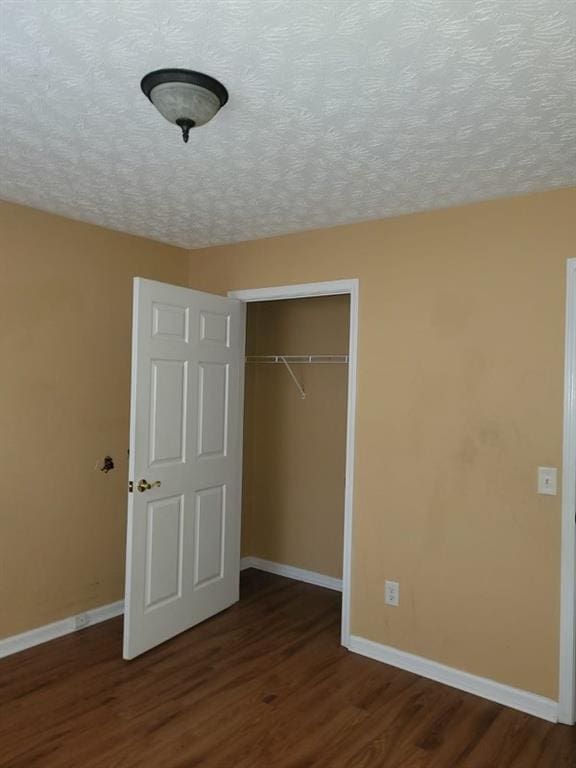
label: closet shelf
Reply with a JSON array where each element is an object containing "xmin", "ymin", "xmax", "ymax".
[{"xmin": 245, "ymin": 354, "xmax": 349, "ymax": 364}]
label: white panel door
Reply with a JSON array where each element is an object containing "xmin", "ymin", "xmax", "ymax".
[{"xmin": 123, "ymin": 278, "xmax": 245, "ymax": 659}]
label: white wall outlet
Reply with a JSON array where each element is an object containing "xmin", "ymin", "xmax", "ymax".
[
  {"xmin": 537, "ymin": 467, "xmax": 557, "ymax": 496},
  {"xmin": 385, "ymin": 580, "xmax": 400, "ymax": 607},
  {"xmin": 74, "ymin": 613, "xmax": 90, "ymax": 630}
]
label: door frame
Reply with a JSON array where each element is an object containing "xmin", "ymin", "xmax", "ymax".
[
  {"xmin": 560, "ymin": 257, "xmax": 576, "ymax": 725},
  {"xmin": 228, "ymin": 279, "xmax": 359, "ymax": 648}
]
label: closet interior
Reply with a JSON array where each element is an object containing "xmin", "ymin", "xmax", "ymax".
[{"xmin": 241, "ymin": 294, "xmax": 350, "ymax": 585}]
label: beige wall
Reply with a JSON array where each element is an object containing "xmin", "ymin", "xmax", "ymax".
[
  {"xmin": 242, "ymin": 297, "xmax": 349, "ymax": 577},
  {"xmin": 2, "ymin": 188, "xmax": 573, "ymax": 700},
  {"xmin": 188, "ymin": 188, "xmax": 576, "ymax": 699},
  {"xmin": 0, "ymin": 201, "xmax": 188, "ymax": 638}
]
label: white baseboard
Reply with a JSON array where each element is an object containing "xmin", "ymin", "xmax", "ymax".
[
  {"xmin": 241, "ymin": 556, "xmax": 342, "ymax": 592},
  {"xmin": 0, "ymin": 600, "xmax": 124, "ymax": 660},
  {"xmin": 349, "ymin": 635, "xmax": 558, "ymax": 723}
]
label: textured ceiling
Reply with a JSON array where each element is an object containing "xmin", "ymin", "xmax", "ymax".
[{"xmin": 0, "ymin": 0, "xmax": 574, "ymax": 249}]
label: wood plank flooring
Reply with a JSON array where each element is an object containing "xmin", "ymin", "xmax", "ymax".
[{"xmin": 0, "ymin": 570, "xmax": 574, "ymax": 767}]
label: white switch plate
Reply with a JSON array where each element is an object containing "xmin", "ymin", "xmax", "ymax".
[
  {"xmin": 385, "ymin": 580, "xmax": 400, "ymax": 607},
  {"xmin": 537, "ymin": 467, "xmax": 557, "ymax": 496}
]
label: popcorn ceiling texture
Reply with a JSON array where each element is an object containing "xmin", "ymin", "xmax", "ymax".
[{"xmin": 0, "ymin": 0, "xmax": 574, "ymax": 248}]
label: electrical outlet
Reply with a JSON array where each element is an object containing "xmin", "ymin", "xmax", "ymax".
[
  {"xmin": 385, "ymin": 580, "xmax": 400, "ymax": 607},
  {"xmin": 74, "ymin": 613, "xmax": 90, "ymax": 630}
]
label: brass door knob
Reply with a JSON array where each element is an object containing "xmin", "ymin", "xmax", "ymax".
[{"xmin": 137, "ymin": 479, "xmax": 162, "ymax": 492}]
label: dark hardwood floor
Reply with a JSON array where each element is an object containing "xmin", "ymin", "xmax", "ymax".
[{"xmin": 0, "ymin": 570, "xmax": 574, "ymax": 767}]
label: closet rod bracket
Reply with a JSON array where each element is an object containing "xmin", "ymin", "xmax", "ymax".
[{"xmin": 279, "ymin": 356, "xmax": 306, "ymax": 399}]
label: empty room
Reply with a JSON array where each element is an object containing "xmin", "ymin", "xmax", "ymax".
[{"xmin": 0, "ymin": 1, "xmax": 575, "ymax": 766}]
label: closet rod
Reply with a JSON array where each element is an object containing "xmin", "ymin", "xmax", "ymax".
[{"xmin": 245, "ymin": 354, "xmax": 349, "ymax": 364}]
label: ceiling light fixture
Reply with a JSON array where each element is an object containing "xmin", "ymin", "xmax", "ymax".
[{"xmin": 141, "ymin": 68, "xmax": 228, "ymax": 143}]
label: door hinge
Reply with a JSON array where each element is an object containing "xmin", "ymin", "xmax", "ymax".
[{"xmin": 128, "ymin": 481, "xmax": 133, "ymax": 493}]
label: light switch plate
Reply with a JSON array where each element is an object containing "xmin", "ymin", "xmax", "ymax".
[{"xmin": 537, "ymin": 467, "xmax": 557, "ymax": 496}]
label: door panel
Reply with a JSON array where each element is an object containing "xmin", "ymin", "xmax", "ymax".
[
  {"xmin": 149, "ymin": 359, "xmax": 188, "ymax": 465},
  {"xmin": 198, "ymin": 362, "xmax": 229, "ymax": 457},
  {"xmin": 200, "ymin": 310, "xmax": 231, "ymax": 346},
  {"xmin": 123, "ymin": 278, "xmax": 245, "ymax": 659},
  {"xmin": 144, "ymin": 495, "xmax": 184, "ymax": 610},
  {"xmin": 152, "ymin": 302, "xmax": 190, "ymax": 341},
  {"xmin": 194, "ymin": 485, "xmax": 226, "ymax": 588}
]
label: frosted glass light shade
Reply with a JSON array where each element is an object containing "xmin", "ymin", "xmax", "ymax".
[
  {"xmin": 141, "ymin": 69, "xmax": 228, "ymax": 143},
  {"xmin": 149, "ymin": 82, "xmax": 221, "ymax": 127}
]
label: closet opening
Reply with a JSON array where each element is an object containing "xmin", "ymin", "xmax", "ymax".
[{"xmin": 229, "ymin": 280, "xmax": 359, "ymax": 648}]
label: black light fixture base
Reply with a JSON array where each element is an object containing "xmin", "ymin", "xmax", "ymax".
[{"xmin": 140, "ymin": 69, "xmax": 229, "ymax": 106}]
